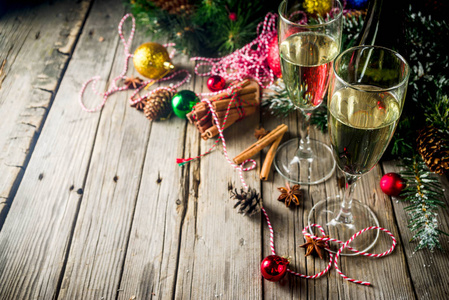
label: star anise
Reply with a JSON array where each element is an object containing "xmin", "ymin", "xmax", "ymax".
[
  {"xmin": 124, "ymin": 76, "xmax": 144, "ymax": 89},
  {"xmin": 300, "ymin": 235, "xmax": 328, "ymax": 260},
  {"xmin": 254, "ymin": 127, "xmax": 270, "ymax": 140},
  {"xmin": 277, "ymin": 182, "xmax": 302, "ymax": 207},
  {"xmin": 131, "ymin": 99, "xmax": 146, "ymax": 111}
]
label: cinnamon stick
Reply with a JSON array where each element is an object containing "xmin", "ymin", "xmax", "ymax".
[
  {"xmin": 186, "ymin": 111, "xmax": 195, "ymax": 123},
  {"xmin": 233, "ymin": 124, "xmax": 288, "ymax": 165},
  {"xmin": 192, "ymin": 92, "xmax": 257, "ymax": 114},
  {"xmin": 204, "ymin": 114, "xmax": 243, "ymax": 138},
  {"xmin": 205, "ymin": 112, "xmax": 243, "ymax": 138},
  {"xmin": 212, "ymin": 93, "xmax": 257, "ymax": 111},
  {"xmin": 208, "ymin": 80, "xmax": 252, "ymax": 101},
  {"xmin": 188, "ymin": 80, "xmax": 259, "ymax": 124},
  {"xmin": 197, "ymin": 114, "xmax": 211, "ymax": 127},
  {"xmin": 260, "ymin": 134, "xmax": 284, "ymax": 180},
  {"xmin": 214, "ymin": 106, "xmax": 257, "ymax": 121},
  {"xmin": 204, "ymin": 125, "xmax": 219, "ymax": 139}
]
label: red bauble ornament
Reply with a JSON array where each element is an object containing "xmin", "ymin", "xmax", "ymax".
[
  {"xmin": 380, "ymin": 173, "xmax": 406, "ymax": 197},
  {"xmin": 267, "ymin": 35, "xmax": 282, "ymax": 78},
  {"xmin": 260, "ymin": 255, "xmax": 289, "ymax": 282},
  {"xmin": 207, "ymin": 75, "xmax": 226, "ymax": 92},
  {"xmin": 229, "ymin": 12, "xmax": 237, "ymax": 21}
]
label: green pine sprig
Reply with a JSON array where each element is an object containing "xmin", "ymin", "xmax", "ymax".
[
  {"xmin": 261, "ymin": 81, "xmax": 296, "ymax": 118},
  {"xmin": 128, "ymin": 0, "xmax": 275, "ymax": 56},
  {"xmin": 399, "ymin": 155, "xmax": 449, "ymax": 251},
  {"xmin": 341, "ymin": 12, "xmax": 365, "ymax": 50},
  {"xmin": 424, "ymin": 92, "xmax": 449, "ymax": 144},
  {"xmin": 310, "ymin": 105, "xmax": 328, "ymax": 133}
]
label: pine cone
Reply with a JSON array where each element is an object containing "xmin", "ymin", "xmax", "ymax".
[
  {"xmin": 231, "ymin": 187, "xmax": 262, "ymax": 217},
  {"xmin": 144, "ymin": 89, "xmax": 174, "ymax": 121},
  {"xmin": 150, "ymin": 0, "xmax": 194, "ymax": 15},
  {"xmin": 417, "ymin": 126, "xmax": 449, "ymax": 175}
]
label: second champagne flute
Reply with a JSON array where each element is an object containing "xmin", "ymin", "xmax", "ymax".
[
  {"xmin": 309, "ymin": 45, "xmax": 410, "ymax": 254},
  {"xmin": 274, "ymin": 0, "xmax": 343, "ymax": 184}
]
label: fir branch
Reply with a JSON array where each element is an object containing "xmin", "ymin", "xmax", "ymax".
[
  {"xmin": 261, "ymin": 80, "xmax": 296, "ymax": 118},
  {"xmin": 390, "ymin": 5, "xmax": 449, "ymax": 158},
  {"xmin": 341, "ymin": 13, "xmax": 364, "ymax": 50},
  {"xmin": 399, "ymin": 155, "xmax": 449, "ymax": 251},
  {"xmin": 310, "ymin": 105, "xmax": 328, "ymax": 133},
  {"xmin": 425, "ymin": 92, "xmax": 449, "ymax": 143},
  {"xmin": 195, "ymin": 0, "xmax": 222, "ymax": 23}
]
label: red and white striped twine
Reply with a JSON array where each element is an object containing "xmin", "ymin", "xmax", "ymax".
[
  {"xmin": 261, "ymin": 207, "xmax": 397, "ymax": 286},
  {"xmin": 79, "ymin": 13, "xmax": 190, "ymax": 113}
]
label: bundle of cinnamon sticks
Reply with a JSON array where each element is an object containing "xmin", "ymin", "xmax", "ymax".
[
  {"xmin": 186, "ymin": 79, "xmax": 260, "ymax": 140},
  {"xmin": 233, "ymin": 124, "xmax": 288, "ymax": 180}
]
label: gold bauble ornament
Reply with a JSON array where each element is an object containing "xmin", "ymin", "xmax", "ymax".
[{"xmin": 133, "ymin": 42, "xmax": 174, "ymax": 79}]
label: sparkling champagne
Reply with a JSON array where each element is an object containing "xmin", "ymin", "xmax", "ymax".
[
  {"xmin": 280, "ymin": 32, "xmax": 339, "ymax": 110},
  {"xmin": 329, "ymin": 86, "xmax": 401, "ymax": 175}
]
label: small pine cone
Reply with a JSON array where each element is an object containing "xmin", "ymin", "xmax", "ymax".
[
  {"xmin": 417, "ymin": 126, "xmax": 449, "ymax": 175},
  {"xmin": 144, "ymin": 89, "xmax": 174, "ymax": 121},
  {"xmin": 150, "ymin": 0, "xmax": 193, "ymax": 15},
  {"xmin": 231, "ymin": 187, "xmax": 262, "ymax": 217},
  {"xmin": 172, "ymin": 4, "xmax": 195, "ymax": 15}
]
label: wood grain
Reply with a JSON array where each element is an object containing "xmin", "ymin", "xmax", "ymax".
[
  {"xmin": 57, "ymin": 33, "xmax": 154, "ymax": 300},
  {"xmin": 0, "ymin": 0, "xmax": 122, "ymax": 298},
  {"xmin": 0, "ymin": 0, "xmax": 91, "ymax": 227},
  {"xmin": 115, "ymin": 47, "xmax": 195, "ymax": 300},
  {"xmin": 173, "ymin": 74, "xmax": 263, "ymax": 299}
]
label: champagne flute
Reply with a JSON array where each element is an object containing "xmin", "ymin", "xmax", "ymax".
[
  {"xmin": 274, "ymin": 0, "xmax": 342, "ymax": 184},
  {"xmin": 309, "ymin": 45, "xmax": 410, "ymax": 254}
]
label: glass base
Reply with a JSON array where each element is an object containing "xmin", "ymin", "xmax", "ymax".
[
  {"xmin": 274, "ymin": 138, "xmax": 336, "ymax": 185},
  {"xmin": 308, "ymin": 196, "xmax": 379, "ymax": 256}
]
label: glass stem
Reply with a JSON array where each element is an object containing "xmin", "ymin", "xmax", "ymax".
[
  {"xmin": 335, "ymin": 174, "xmax": 361, "ymax": 224},
  {"xmin": 297, "ymin": 111, "xmax": 313, "ymax": 158}
]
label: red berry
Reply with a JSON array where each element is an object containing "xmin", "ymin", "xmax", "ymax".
[
  {"xmin": 380, "ymin": 173, "xmax": 406, "ymax": 197},
  {"xmin": 207, "ymin": 75, "xmax": 226, "ymax": 92},
  {"xmin": 229, "ymin": 12, "xmax": 237, "ymax": 21}
]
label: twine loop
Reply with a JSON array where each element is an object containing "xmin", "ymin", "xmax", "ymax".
[
  {"xmin": 79, "ymin": 13, "xmax": 190, "ymax": 112},
  {"xmin": 261, "ymin": 207, "xmax": 397, "ymax": 286}
]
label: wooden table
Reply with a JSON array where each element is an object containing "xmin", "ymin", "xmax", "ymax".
[{"xmin": 1, "ymin": 0, "xmax": 448, "ymax": 299}]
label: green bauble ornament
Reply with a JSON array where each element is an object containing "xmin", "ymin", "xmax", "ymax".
[{"xmin": 171, "ymin": 90, "xmax": 199, "ymax": 119}]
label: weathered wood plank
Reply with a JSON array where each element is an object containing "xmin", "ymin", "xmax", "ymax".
[
  {"xmin": 0, "ymin": 0, "xmax": 124, "ymax": 298},
  {"xmin": 261, "ymin": 110, "xmax": 309, "ymax": 298},
  {"xmin": 172, "ymin": 76, "xmax": 263, "ymax": 299},
  {"xmin": 57, "ymin": 34, "xmax": 155, "ymax": 300},
  {"xmin": 0, "ymin": 0, "xmax": 91, "ymax": 226},
  {"xmin": 115, "ymin": 102, "xmax": 191, "ymax": 299},
  {"xmin": 383, "ymin": 160, "xmax": 449, "ymax": 300}
]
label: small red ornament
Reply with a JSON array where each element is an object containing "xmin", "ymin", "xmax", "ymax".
[
  {"xmin": 380, "ymin": 173, "xmax": 406, "ymax": 197},
  {"xmin": 207, "ymin": 75, "xmax": 226, "ymax": 92},
  {"xmin": 267, "ymin": 35, "xmax": 282, "ymax": 78},
  {"xmin": 229, "ymin": 12, "xmax": 237, "ymax": 21},
  {"xmin": 260, "ymin": 255, "xmax": 289, "ymax": 282}
]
